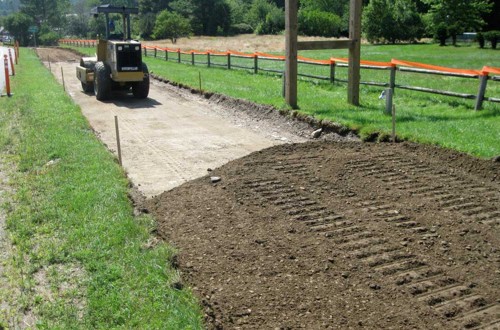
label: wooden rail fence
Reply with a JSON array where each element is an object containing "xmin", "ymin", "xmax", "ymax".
[{"xmin": 59, "ymin": 39, "xmax": 500, "ymax": 110}]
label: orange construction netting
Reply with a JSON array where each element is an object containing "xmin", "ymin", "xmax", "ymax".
[
  {"xmin": 59, "ymin": 39, "xmax": 499, "ymax": 77},
  {"xmin": 391, "ymin": 59, "xmax": 483, "ymax": 76}
]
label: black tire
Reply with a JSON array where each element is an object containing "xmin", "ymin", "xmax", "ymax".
[
  {"xmin": 81, "ymin": 81, "xmax": 94, "ymax": 93},
  {"xmin": 94, "ymin": 62, "xmax": 111, "ymax": 101},
  {"xmin": 80, "ymin": 58, "xmax": 96, "ymax": 94},
  {"xmin": 132, "ymin": 63, "xmax": 150, "ymax": 99}
]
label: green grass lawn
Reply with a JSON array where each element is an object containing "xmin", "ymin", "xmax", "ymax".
[
  {"xmin": 68, "ymin": 42, "xmax": 499, "ymax": 158},
  {"xmin": 0, "ymin": 48, "xmax": 203, "ymax": 329}
]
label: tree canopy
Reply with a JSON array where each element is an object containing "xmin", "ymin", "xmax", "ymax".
[
  {"xmin": 1, "ymin": 0, "xmax": 496, "ymax": 45},
  {"xmin": 423, "ymin": 0, "xmax": 493, "ymax": 45},
  {"xmin": 363, "ymin": 0, "xmax": 424, "ymax": 44},
  {"xmin": 152, "ymin": 9, "xmax": 191, "ymax": 43}
]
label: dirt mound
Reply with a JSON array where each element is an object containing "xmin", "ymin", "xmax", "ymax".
[
  {"xmin": 36, "ymin": 47, "xmax": 81, "ymax": 62},
  {"xmin": 147, "ymin": 141, "xmax": 500, "ymax": 329}
]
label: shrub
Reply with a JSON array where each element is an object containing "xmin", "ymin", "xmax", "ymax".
[
  {"xmin": 362, "ymin": 0, "xmax": 423, "ymax": 44},
  {"xmin": 254, "ymin": 6, "xmax": 284, "ymax": 35},
  {"xmin": 484, "ymin": 30, "xmax": 500, "ymax": 49},
  {"xmin": 152, "ymin": 10, "xmax": 192, "ymax": 43},
  {"xmin": 298, "ymin": 10, "xmax": 342, "ymax": 37},
  {"xmin": 247, "ymin": 0, "xmax": 284, "ymax": 35},
  {"xmin": 39, "ymin": 31, "xmax": 59, "ymax": 46}
]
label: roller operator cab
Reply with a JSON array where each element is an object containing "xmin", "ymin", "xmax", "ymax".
[{"xmin": 76, "ymin": 4, "xmax": 150, "ymax": 101}]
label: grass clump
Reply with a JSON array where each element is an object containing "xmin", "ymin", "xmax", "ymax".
[{"xmin": 0, "ymin": 48, "xmax": 203, "ymax": 329}]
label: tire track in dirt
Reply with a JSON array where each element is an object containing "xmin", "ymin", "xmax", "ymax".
[
  {"xmin": 338, "ymin": 151, "xmax": 500, "ymax": 329},
  {"xmin": 148, "ymin": 141, "xmax": 499, "ymax": 329}
]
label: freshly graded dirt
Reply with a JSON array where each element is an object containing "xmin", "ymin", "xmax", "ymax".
[
  {"xmin": 36, "ymin": 47, "xmax": 500, "ymax": 329},
  {"xmin": 147, "ymin": 142, "xmax": 499, "ymax": 329}
]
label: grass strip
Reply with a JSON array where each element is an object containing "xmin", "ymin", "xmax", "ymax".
[
  {"xmin": 143, "ymin": 56, "xmax": 499, "ymax": 159},
  {"xmin": 0, "ymin": 48, "xmax": 203, "ymax": 329}
]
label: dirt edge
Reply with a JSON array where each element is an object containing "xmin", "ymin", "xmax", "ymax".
[{"xmin": 149, "ymin": 73, "xmax": 357, "ymax": 140}]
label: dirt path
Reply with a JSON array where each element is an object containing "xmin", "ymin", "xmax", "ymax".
[{"xmin": 36, "ymin": 48, "xmax": 315, "ymax": 197}]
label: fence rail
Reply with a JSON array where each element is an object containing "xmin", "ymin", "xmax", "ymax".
[{"xmin": 59, "ymin": 39, "xmax": 500, "ymax": 110}]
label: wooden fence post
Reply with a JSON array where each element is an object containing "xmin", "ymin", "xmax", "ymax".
[
  {"xmin": 282, "ymin": 72, "xmax": 286, "ymax": 97},
  {"xmin": 285, "ymin": 0, "xmax": 298, "ymax": 109},
  {"xmin": 208, "ymin": 53, "xmax": 211, "ymax": 68},
  {"xmin": 7, "ymin": 49, "xmax": 15, "ymax": 76},
  {"xmin": 144, "ymin": 47, "xmax": 147, "ymax": 57},
  {"xmin": 227, "ymin": 52, "xmax": 231, "ymax": 70},
  {"xmin": 392, "ymin": 104, "xmax": 396, "ymax": 143},
  {"xmin": 347, "ymin": 0, "xmax": 362, "ymax": 106},
  {"xmin": 178, "ymin": 49, "xmax": 181, "ymax": 63},
  {"xmin": 165, "ymin": 49, "xmax": 168, "ymax": 61},
  {"xmin": 254, "ymin": 55, "xmax": 258, "ymax": 74},
  {"xmin": 61, "ymin": 67, "xmax": 66, "ymax": 92},
  {"xmin": 3, "ymin": 55, "xmax": 12, "ymax": 97},
  {"xmin": 389, "ymin": 65, "xmax": 396, "ymax": 92},
  {"xmin": 474, "ymin": 74, "xmax": 488, "ymax": 111},
  {"xmin": 154, "ymin": 47, "xmax": 157, "ymax": 58},
  {"xmin": 191, "ymin": 52, "xmax": 195, "ymax": 65},
  {"xmin": 385, "ymin": 88, "xmax": 393, "ymax": 115},
  {"xmin": 330, "ymin": 60, "xmax": 336, "ymax": 83},
  {"xmin": 114, "ymin": 116, "xmax": 122, "ymax": 166}
]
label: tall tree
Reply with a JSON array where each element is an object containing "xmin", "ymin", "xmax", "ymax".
[
  {"xmin": 192, "ymin": 0, "xmax": 231, "ymax": 35},
  {"xmin": 3, "ymin": 12, "xmax": 32, "ymax": 45},
  {"xmin": 20, "ymin": 0, "xmax": 70, "ymax": 28},
  {"xmin": 152, "ymin": 9, "xmax": 191, "ymax": 42},
  {"xmin": 66, "ymin": 0, "xmax": 91, "ymax": 37},
  {"xmin": 299, "ymin": 0, "xmax": 348, "ymax": 17},
  {"xmin": 139, "ymin": 0, "xmax": 170, "ymax": 14},
  {"xmin": 423, "ymin": 0, "xmax": 493, "ymax": 45},
  {"xmin": 137, "ymin": 0, "xmax": 170, "ymax": 38},
  {"xmin": 363, "ymin": 0, "xmax": 424, "ymax": 43},
  {"xmin": 226, "ymin": 0, "xmax": 251, "ymax": 26},
  {"xmin": 362, "ymin": 0, "xmax": 395, "ymax": 43},
  {"xmin": 171, "ymin": 0, "xmax": 231, "ymax": 35}
]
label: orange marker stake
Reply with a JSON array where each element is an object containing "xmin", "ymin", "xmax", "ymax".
[
  {"xmin": 8, "ymin": 49, "xmax": 15, "ymax": 76},
  {"xmin": 4, "ymin": 55, "xmax": 12, "ymax": 97},
  {"xmin": 15, "ymin": 41, "xmax": 19, "ymax": 64}
]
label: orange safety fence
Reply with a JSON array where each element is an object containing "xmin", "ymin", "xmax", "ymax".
[
  {"xmin": 207, "ymin": 49, "xmax": 229, "ymax": 56},
  {"xmin": 228, "ymin": 50, "xmax": 255, "ymax": 58},
  {"xmin": 156, "ymin": 46, "xmax": 181, "ymax": 53},
  {"xmin": 331, "ymin": 57, "xmax": 394, "ymax": 67},
  {"xmin": 60, "ymin": 39, "xmax": 97, "ymax": 44},
  {"xmin": 298, "ymin": 56, "xmax": 331, "ymax": 65},
  {"xmin": 482, "ymin": 66, "xmax": 500, "ymax": 75},
  {"xmin": 391, "ymin": 59, "xmax": 482, "ymax": 76},
  {"xmin": 59, "ymin": 39, "xmax": 499, "ymax": 77},
  {"xmin": 186, "ymin": 49, "xmax": 209, "ymax": 55},
  {"xmin": 254, "ymin": 52, "xmax": 286, "ymax": 60}
]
